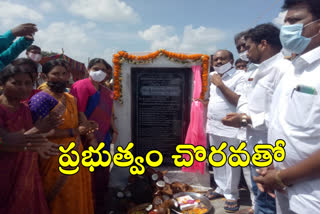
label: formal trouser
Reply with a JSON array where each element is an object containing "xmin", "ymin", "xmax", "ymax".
[{"xmin": 208, "ymin": 134, "xmax": 241, "ymax": 200}]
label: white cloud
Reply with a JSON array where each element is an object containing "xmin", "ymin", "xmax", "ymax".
[
  {"xmin": 102, "ymin": 48, "xmax": 118, "ymax": 64},
  {"xmin": 273, "ymin": 11, "xmax": 287, "ymax": 26},
  {"xmin": 139, "ymin": 25, "xmax": 176, "ymax": 41},
  {"xmin": 139, "ymin": 25, "xmax": 225, "ymax": 54},
  {"xmin": 67, "ymin": 0, "xmax": 139, "ymax": 23},
  {"xmin": 180, "ymin": 25, "xmax": 224, "ymax": 53},
  {"xmin": 0, "ymin": 1, "xmax": 43, "ymax": 29},
  {"xmin": 83, "ymin": 22, "xmax": 97, "ymax": 30},
  {"xmin": 138, "ymin": 25, "xmax": 180, "ymax": 50},
  {"xmin": 34, "ymin": 22, "xmax": 91, "ymax": 62},
  {"xmin": 32, "ymin": 22, "xmax": 123, "ymax": 65},
  {"xmin": 39, "ymin": 1, "xmax": 55, "ymax": 12}
]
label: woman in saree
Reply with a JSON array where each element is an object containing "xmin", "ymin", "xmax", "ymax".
[
  {"xmin": 29, "ymin": 59, "xmax": 95, "ymax": 214},
  {"xmin": 70, "ymin": 58, "xmax": 118, "ymax": 213},
  {"xmin": 0, "ymin": 60, "xmax": 61, "ymax": 214}
]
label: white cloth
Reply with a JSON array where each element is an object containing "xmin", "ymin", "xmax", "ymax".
[
  {"xmin": 237, "ymin": 52, "xmax": 293, "ymax": 154},
  {"xmin": 242, "ymin": 165, "xmax": 255, "ymax": 209},
  {"xmin": 237, "ymin": 68, "xmax": 259, "ymax": 141},
  {"xmin": 37, "ymin": 64, "xmax": 46, "ymax": 86},
  {"xmin": 276, "ymin": 192, "xmax": 297, "ymax": 214},
  {"xmin": 206, "ymin": 68, "xmax": 246, "ymax": 138},
  {"xmin": 269, "ymin": 46, "xmax": 320, "ymax": 214},
  {"xmin": 208, "ymin": 134, "xmax": 241, "ymax": 200}
]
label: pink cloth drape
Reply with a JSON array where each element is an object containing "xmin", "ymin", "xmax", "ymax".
[{"xmin": 182, "ymin": 65, "xmax": 207, "ymax": 174}]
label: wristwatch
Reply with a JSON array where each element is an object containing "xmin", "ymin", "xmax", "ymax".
[{"xmin": 240, "ymin": 114, "xmax": 248, "ymax": 127}]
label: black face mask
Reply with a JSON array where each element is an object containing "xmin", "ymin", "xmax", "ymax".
[{"xmin": 47, "ymin": 81, "xmax": 67, "ymax": 93}]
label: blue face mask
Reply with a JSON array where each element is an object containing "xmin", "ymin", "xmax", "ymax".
[{"xmin": 280, "ymin": 19, "xmax": 320, "ymax": 54}]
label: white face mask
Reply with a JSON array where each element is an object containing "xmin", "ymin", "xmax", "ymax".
[
  {"xmin": 213, "ymin": 62, "xmax": 233, "ymax": 74},
  {"xmin": 28, "ymin": 53, "xmax": 42, "ymax": 62},
  {"xmin": 89, "ymin": 70, "xmax": 107, "ymax": 82},
  {"xmin": 239, "ymin": 51, "xmax": 249, "ymax": 61}
]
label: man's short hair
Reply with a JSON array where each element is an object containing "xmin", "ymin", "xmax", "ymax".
[
  {"xmin": 282, "ymin": 0, "xmax": 320, "ymax": 19},
  {"xmin": 235, "ymin": 58, "xmax": 248, "ymax": 65},
  {"xmin": 245, "ymin": 23, "xmax": 282, "ymax": 50},
  {"xmin": 215, "ymin": 50, "xmax": 234, "ymax": 62},
  {"xmin": 26, "ymin": 45, "xmax": 41, "ymax": 53},
  {"xmin": 234, "ymin": 31, "xmax": 248, "ymax": 44}
]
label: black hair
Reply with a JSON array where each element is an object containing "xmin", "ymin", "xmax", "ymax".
[
  {"xmin": 235, "ymin": 58, "xmax": 248, "ymax": 65},
  {"xmin": 215, "ymin": 50, "xmax": 234, "ymax": 62},
  {"xmin": 88, "ymin": 58, "xmax": 112, "ymax": 70},
  {"xmin": 282, "ymin": 0, "xmax": 320, "ymax": 19},
  {"xmin": 245, "ymin": 23, "xmax": 282, "ymax": 50},
  {"xmin": 0, "ymin": 63, "xmax": 33, "ymax": 85},
  {"xmin": 234, "ymin": 30, "xmax": 248, "ymax": 44},
  {"xmin": 11, "ymin": 58, "xmax": 38, "ymax": 74},
  {"xmin": 26, "ymin": 45, "xmax": 41, "ymax": 53},
  {"xmin": 42, "ymin": 59, "xmax": 69, "ymax": 75}
]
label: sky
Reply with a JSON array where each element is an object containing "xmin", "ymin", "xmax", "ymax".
[{"xmin": 0, "ymin": 0, "xmax": 287, "ymax": 65}]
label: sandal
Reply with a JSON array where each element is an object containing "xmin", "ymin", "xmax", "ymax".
[
  {"xmin": 224, "ymin": 200, "xmax": 240, "ymax": 213},
  {"xmin": 204, "ymin": 189, "xmax": 224, "ymax": 200}
]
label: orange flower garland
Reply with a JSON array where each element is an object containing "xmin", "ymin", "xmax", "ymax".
[{"xmin": 113, "ymin": 49, "xmax": 209, "ymax": 103}]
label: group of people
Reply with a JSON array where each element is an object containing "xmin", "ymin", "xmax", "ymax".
[
  {"xmin": 0, "ymin": 0, "xmax": 319, "ymax": 214},
  {"xmin": 203, "ymin": 0, "xmax": 320, "ymax": 214},
  {"xmin": 0, "ymin": 22, "xmax": 117, "ymax": 214}
]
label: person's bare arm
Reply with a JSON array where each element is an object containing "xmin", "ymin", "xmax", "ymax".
[
  {"xmin": 78, "ymin": 112, "xmax": 87, "ymax": 126},
  {"xmin": 43, "ymin": 128, "xmax": 79, "ymax": 138},
  {"xmin": 253, "ymin": 149, "xmax": 320, "ymax": 194},
  {"xmin": 0, "ymin": 128, "xmax": 58, "ymax": 156},
  {"xmin": 280, "ymin": 149, "xmax": 320, "ymax": 185}
]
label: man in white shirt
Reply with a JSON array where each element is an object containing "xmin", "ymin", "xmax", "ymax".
[
  {"xmin": 235, "ymin": 31, "xmax": 249, "ymax": 63},
  {"xmin": 253, "ymin": 0, "xmax": 320, "ymax": 213},
  {"xmin": 222, "ymin": 23, "xmax": 294, "ymax": 214},
  {"xmin": 204, "ymin": 49, "xmax": 246, "ymax": 213},
  {"xmin": 234, "ymin": 31, "xmax": 255, "ymax": 214}
]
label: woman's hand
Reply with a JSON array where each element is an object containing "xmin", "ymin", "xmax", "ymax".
[
  {"xmin": 43, "ymin": 129, "xmax": 55, "ymax": 138},
  {"xmin": 86, "ymin": 133, "xmax": 98, "ymax": 148},
  {"xmin": 88, "ymin": 120, "xmax": 99, "ymax": 130},
  {"xmin": 36, "ymin": 142, "xmax": 60, "ymax": 159},
  {"xmin": 0, "ymin": 133, "xmax": 59, "ymax": 155},
  {"xmin": 35, "ymin": 112, "xmax": 63, "ymax": 133},
  {"xmin": 79, "ymin": 120, "xmax": 99, "ymax": 135},
  {"xmin": 3, "ymin": 131, "xmax": 26, "ymax": 144}
]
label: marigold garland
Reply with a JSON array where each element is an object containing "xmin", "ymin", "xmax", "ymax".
[{"xmin": 112, "ymin": 49, "xmax": 209, "ymax": 103}]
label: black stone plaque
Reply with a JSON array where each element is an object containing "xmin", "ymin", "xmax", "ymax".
[{"xmin": 132, "ymin": 67, "xmax": 191, "ymax": 165}]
